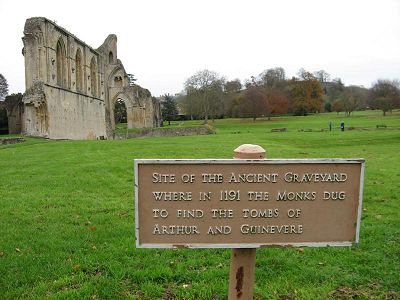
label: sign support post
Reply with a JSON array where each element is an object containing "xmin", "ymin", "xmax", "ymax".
[{"xmin": 228, "ymin": 144, "xmax": 266, "ymax": 299}]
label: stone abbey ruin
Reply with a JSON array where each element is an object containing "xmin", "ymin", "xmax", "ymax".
[{"xmin": 5, "ymin": 17, "xmax": 162, "ymax": 140}]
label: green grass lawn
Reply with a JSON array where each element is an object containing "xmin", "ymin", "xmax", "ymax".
[{"xmin": 1, "ymin": 110, "xmax": 399, "ymax": 299}]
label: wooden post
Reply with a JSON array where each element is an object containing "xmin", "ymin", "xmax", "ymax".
[{"xmin": 228, "ymin": 144, "xmax": 266, "ymax": 300}]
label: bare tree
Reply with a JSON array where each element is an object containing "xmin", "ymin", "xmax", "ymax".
[
  {"xmin": 224, "ymin": 79, "xmax": 242, "ymax": 93},
  {"xmin": 314, "ymin": 70, "xmax": 331, "ymax": 83},
  {"xmin": 184, "ymin": 70, "xmax": 225, "ymax": 123},
  {"xmin": 0, "ymin": 74, "xmax": 9, "ymax": 101},
  {"xmin": 369, "ymin": 79, "xmax": 400, "ymax": 116},
  {"xmin": 224, "ymin": 79, "xmax": 242, "ymax": 117},
  {"xmin": 340, "ymin": 86, "xmax": 366, "ymax": 116},
  {"xmin": 240, "ymin": 84, "xmax": 268, "ymax": 121},
  {"xmin": 259, "ymin": 67, "xmax": 286, "ymax": 89}
]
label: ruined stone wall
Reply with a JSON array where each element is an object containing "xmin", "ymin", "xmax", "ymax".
[
  {"xmin": 22, "ymin": 17, "xmax": 107, "ymax": 139},
  {"xmin": 3, "ymin": 94, "xmax": 23, "ymax": 134},
  {"xmin": 22, "ymin": 17, "xmax": 161, "ymax": 140}
]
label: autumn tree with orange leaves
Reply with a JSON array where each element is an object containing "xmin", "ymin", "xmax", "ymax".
[
  {"xmin": 266, "ymin": 89, "xmax": 289, "ymax": 119},
  {"xmin": 289, "ymin": 69, "xmax": 324, "ymax": 115}
]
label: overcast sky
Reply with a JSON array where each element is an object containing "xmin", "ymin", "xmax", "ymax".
[{"xmin": 0, "ymin": 0, "xmax": 399, "ymax": 97}]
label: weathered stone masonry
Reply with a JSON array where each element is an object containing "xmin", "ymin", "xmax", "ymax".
[{"xmin": 21, "ymin": 17, "xmax": 161, "ymax": 140}]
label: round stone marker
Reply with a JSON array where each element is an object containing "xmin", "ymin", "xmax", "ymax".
[{"xmin": 233, "ymin": 144, "xmax": 266, "ymax": 159}]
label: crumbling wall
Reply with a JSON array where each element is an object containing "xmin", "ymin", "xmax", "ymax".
[
  {"xmin": 23, "ymin": 82, "xmax": 48, "ymax": 137},
  {"xmin": 3, "ymin": 94, "xmax": 24, "ymax": 134},
  {"xmin": 22, "ymin": 17, "xmax": 107, "ymax": 139},
  {"xmin": 22, "ymin": 17, "xmax": 161, "ymax": 140}
]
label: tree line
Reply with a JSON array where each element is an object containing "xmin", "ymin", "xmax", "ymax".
[{"xmin": 161, "ymin": 68, "xmax": 400, "ymax": 123}]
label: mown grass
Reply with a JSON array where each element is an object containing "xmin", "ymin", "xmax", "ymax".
[{"xmin": 0, "ymin": 110, "xmax": 399, "ymax": 299}]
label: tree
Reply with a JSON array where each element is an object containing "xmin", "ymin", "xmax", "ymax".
[
  {"xmin": 266, "ymin": 89, "xmax": 289, "ymax": 118},
  {"xmin": 324, "ymin": 102, "xmax": 332, "ymax": 112},
  {"xmin": 332, "ymin": 99, "xmax": 344, "ymax": 114},
  {"xmin": 173, "ymin": 92, "xmax": 186, "ymax": 118},
  {"xmin": 340, "ymin": 85, "xmax": 368, "ymax": 116},
  {"xmin": 224, "ymin": 79, "xmax": 242, "ymax": 117},
  {"xmin": 289, "ymin": 69, "xmax": 324, "ymax": 115},
  {"xmin": 114, "ymin": 99, "xmax": 127, "ymax": 123},
  {"xmin": 240, "ymin": 84, "xmax": 268, "ymax": 121},
  {"xmin": 224, "ymin": 79, "xmax": 242, "ymax": 93},
  {"xmin": 325, "ymin": 77, "xmax": 345, "ymax": 103},
  {"xmin": 0, "ymin": 74, "xmax": 8, "ymax": 101},
  {"xmin": 161, "ymin": 94, "xmax": 178, "ymax": 125},
  {"xmin": 314, "ymin": 70, "xmax": 331, "ymax": 83},
  {"xmin": 259, "ymin": 67, "xmax": 286, "ymax": 89},
  {"xmin": 127, "ymin": 74, "xmax": 137, "ymax": 86},
  {"xmin": 369, "ymin": 79, "xmax": 400, "ymax": 116},
  {"xmin": 184, "ymin": 70, "xmax": 225, "ymax": 123}
]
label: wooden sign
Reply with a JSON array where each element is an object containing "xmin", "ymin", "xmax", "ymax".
[{"xmin": 134, "ymin": 159, "xmax": 364, "ymax": 248}]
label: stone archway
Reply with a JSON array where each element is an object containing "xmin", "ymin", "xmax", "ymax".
[
  {"xmin": 56, "ymin": 37, "xmax": 67, "ymax": 88},
  {"xmin": 111, "ymin": 92, "xmax": 134, "ymax": 131},
  {"xmin": 0, "ymin": 106, "xmax": 9, "ymax": 135},
  {"xmin": 114, "ymin": 98, "xmax": 127, "ymax": 131}
]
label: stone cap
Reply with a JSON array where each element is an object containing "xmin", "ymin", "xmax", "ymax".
[{"xmin": 234, "ymin": 144, "xmax": 266, "ymax": 159}]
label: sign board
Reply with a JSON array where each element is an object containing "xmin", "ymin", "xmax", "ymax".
[{"xmin": 134, "ymin": 159, "xmax": 364, "ymax": 248}]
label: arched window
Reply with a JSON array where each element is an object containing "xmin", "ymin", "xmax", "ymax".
[
  {"xmin": 114, "ymin": 76, "xmax": 123, "ymax": 88},
  {"xmin": 114, "ymin": 98, "xmax": 127, "ymax": 124},
  {"xmin": 90, "ymin": 56, "xmax": 97, "ymax": 97},
  {"xmin": 75, "ymin": 48, "xmax": 82, "ymax": 92},
  {"xmin": 56, "ymin": 38, "xmax": 66, "ymax": 87},
  {"xmin": 109, "ymin": 51, "xmax": 114, "ymax": 64}
]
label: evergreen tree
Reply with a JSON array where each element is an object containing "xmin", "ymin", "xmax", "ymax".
[
  {"xmin": 162, "ymin": 94, "xmax": 178, "ymax": 125},
  {"xmin": 0, "ymin": 74, "xmax": 8, "ymax": 101}
]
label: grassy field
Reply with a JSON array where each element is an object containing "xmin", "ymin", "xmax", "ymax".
[{"xmin": 0, "ymin": 110, "xmax": 399, "ymax": 299}]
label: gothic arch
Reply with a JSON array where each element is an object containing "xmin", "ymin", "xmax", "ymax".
[
  {"xmin": 90, "ymin": 56, "xmax": 97, "ymax": 97},
  {"xmin": 112, "ymin": 92, "xmax": 132, "ymax": 106},
  {"xmin": 111, "ymin": 92, "xmax": 134, "ymax": 129},
  {"xmin": 0, "ymin": 106, "xmax": 8, "ymax": 134},
  {"xmin": 107, "ymin": 66, "xmax": 126, "ymax": 86},
  {"xmin": 56, "ymin": 37, "xmax": 66, "ymax": 87},
  {"xmin": 114, "ymin": 98, "xmax": 127, "ymax": 124},
  {"xmin": 109, "ymin": 51, "xmax": 114, "ymax": 64},
  {"xmin": 75, "ymin": 48, "xmax": 82, "ymax": 92},
  {"xmin": 75, "ymin": 48, "xmax": 83, "ymax": 92}
]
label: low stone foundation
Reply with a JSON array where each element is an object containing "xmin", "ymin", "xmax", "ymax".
[
  {"xmin": 113, "ymin": 126, "xmax": 215, "ymax": 139},
  {"xmin": 0, "ymin": 138, "xmax": 25, "ymax": 145}
]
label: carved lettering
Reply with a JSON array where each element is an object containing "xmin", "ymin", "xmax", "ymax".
[
  {"xmin": 228, "ymin": 173, "xmax": 278, "ymax": 183},
  {"xmin": 177, "ymin": 209, "xmax": 203, "ymax": 218},
  {"xmin": 284, "ymin": 172, "xmax": 347, "ymax": 183},
  {"xmin": 207, "ymin": 225, "xmax": 232, "ymax": 235},
  {"xmin": 153, "ymin": 224, "xmax": 200, "ymax": 235},
  {"xmin": 199, "ymin": 191, "xmax": 212, "ymax": 201},
  {"xmin": 240, "ymin": 224, "xmax": 303, "ymax": 234},
  {"xmin": 152, "ymin": 191, "xmax": 192, "ymax": 201},
  {"xmin": 201, "ymin": 173, "xmax": 223, "ymax": 183},
  {"xmin": 181, "ymin": 173, "xmax": 195, "ymax": 183},
  {"xmin": 287, "ymin": 209, "xmax": 302, "ymax": 218},
  {"xmin": 242, "ymin": 209, "xmax": 279, "ymax": 218},
  {"xmin": 276, "ymin": 191, "xmax": 316, "ymax": 201},
  {"xmin": 247, "ymin": 191, "xmax": 269, "ymax": 201},
  {"xmin": 211, "ymin": 209, "xmax": 234, "ymax": 218},
  {"xmin": 323, "ymin": 191, "xmax": 346, "ymax": 200},
  {"xmin": 220, "ymin": 190, "xmax": 240, "ymax": 201},
  {"xmin": 152, "ymin": 173, "xmax": 176, "ymax": 183}
]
